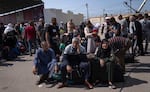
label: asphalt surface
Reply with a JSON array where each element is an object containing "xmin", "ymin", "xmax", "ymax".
[{"xmin": 0, "ymin": 54, "xmax": 150, "ymax": 92}]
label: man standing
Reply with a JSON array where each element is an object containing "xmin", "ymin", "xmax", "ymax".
[
  {"xmin": 129, "ymin": 15, "xmax": 144, "ymax": 56},
  {"xmin": 98, "ymin": 17, "xmax": 111, "ymax": 40},
  {"xmin": 0, "ymin": 23, "xmax": 5, "ymax": 48},
  {"xmin": 117, "ymin": 15, "xmax": 128, "ymax": 37},
  {"xmin": 37, "ymin": 18, "xmax": 45, "ymax": 42},
  {"xmin": 109, "ymin": 17, "xmax": 121, "ymax": 38},
  {"xmin": 24, "ymin": 21, "xmax": 37, "ymax": 56},
  {"xmin": 67, "ymin": 19, "xmax": 75, "ymax": 34},
  {"xmin": 45, "ymin": 17, "xmax": 60, "ymax": 56},
  {"xmin": 140, "ymin": 13, "xmax": 150, "ymax": 54}
]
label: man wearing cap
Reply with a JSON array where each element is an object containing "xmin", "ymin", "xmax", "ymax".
[
  {"xmin": 98, "ymin": 17, "xmax": 111, "ymax": 40},
  {"xmin": 58, "ymin": 37, "xmax": 93, "ymax": 89}
]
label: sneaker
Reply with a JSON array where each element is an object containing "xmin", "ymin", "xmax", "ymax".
[
  {"xmin": 108, "ymin": 84, "xmax": 116, "ymax": 89},
  {"xmin": 38, "ymin": 84, "xmax": 43, "ymax": 88},
  {"xmin": 85, "ymin": 80, "xmax": 93, "ymax": 89}
]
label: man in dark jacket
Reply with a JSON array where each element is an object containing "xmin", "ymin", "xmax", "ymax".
[
  {"xmin": 129, "ymin": 15, "xmax": 144, "ymax": 56},
  {"xmin": 45, "ymin": 17, "xmax": 60, "ymax": 58}
]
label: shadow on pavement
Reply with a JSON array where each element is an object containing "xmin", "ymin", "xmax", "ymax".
[
  {"xmin": 0, "ymin": 62, "xmax": 13, "ymax": 67},
  {"xmin": 46, "ymin": 83, "xmax": 85, "ymax": 89},
  {"xmin": 0, "ymin": 56, "xmax": 28, "ymax": 67},
  {"xmin": 2, "ymin": 57, "xmax": 28, "ymax": 62},
  {"xmin": 14, "ymin": 57, "xmax": 27, "ymax": 62},
  {"xmin": 116, "ymin": 76, "xmax": 148, "ymax": 89},
  {"xmin": 126, "ymin": 63, "xmax": 150, "ymax": 73}
]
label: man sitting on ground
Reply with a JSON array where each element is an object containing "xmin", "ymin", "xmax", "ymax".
[
  {"xmin": 58, "ymin": 37, "xmax": 93, "ymax": 89},
  {"xmin": 32, "ymin": 41, "xmax": 58, "ymax": 86}
]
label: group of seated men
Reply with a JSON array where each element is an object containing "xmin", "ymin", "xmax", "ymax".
[{"xmin": 32, "ymin": 37, "xmax": 131, "ymax": 89}]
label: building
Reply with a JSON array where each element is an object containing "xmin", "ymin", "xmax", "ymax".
[
  {"xmin": 44, "ymin": 9, "xmax": 84, "ymax": 25},
  {"xmin": 89, "ymin": 12, "xmax": 150, "ymax": 25},
  {"xmin": 89, "ymin": 17, "xmax": 103, "ymax": 25},
  {"xmin": 0, "ymin": 0, "xmax": 44, "ymax": 24}
]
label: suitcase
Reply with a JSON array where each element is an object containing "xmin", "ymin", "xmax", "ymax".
[
  {"xmin": 90, "ymin": 59, "xmax": 124, "ymax": 83},
  {"xmin": 90, "ymin": 59, "xmax": 107, "ymax": 83},
  {"xmin": 113, "ymin": 64, "xmax": 124, "ymax": 82}
]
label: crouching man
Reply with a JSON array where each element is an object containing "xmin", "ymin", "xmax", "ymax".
[
  {"xmin": 57, "ymin": 37, "xmax": 93, "ymax": 89},
  {"xmin": 32, "ymin": 41, "xmax": 58, "ymax": 85}
]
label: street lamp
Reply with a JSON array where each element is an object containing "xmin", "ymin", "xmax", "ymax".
[{"xmin": 85, "ymin": 3, "xmax": 89, "ymax": 19}]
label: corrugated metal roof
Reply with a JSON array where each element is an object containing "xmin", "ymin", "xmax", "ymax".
[
  {"xmin": 0, "ymin": 3, "xmax": 44, "ymax": 17},
  {"xmin": 0, "ymin": 0, "xmax": 43, "ymax": 14}
]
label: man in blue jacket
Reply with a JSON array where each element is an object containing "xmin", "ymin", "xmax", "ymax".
[{"xmin": 32, "ymin": 41, "xmax": 57, "ymax": 85}]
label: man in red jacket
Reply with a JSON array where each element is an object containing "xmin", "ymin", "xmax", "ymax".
[{"xmin": 25, "ymin": 21, "xmax": 37, "ymax": 56}]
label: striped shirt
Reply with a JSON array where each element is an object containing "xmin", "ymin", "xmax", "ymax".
[{"xmin": 108, "ymin": 36, "xmax": 130, "ymax": 51}]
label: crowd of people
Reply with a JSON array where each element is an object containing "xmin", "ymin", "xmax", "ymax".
[{"xmin": 0, "ymin": 13, "xmax": 150, "ymax": 89}]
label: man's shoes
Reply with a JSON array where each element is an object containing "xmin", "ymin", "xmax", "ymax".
[
  {"xmin": 108, "ymin": 84, "xmax": 116, "ymax": 89},
  {"xmin": 57, "ymin": 83, "xmax": 67, "ymax": 89},
  {"xmin": 36, "ymin": 80, "xmax": 43, "ymax": 85},
  {"xmin": 85, "ymin": 80, "xmax": 93, "ymax": 89},
  {"xmin": 38, "ymin": 84, "xmax": 43, "ymax": 88}
]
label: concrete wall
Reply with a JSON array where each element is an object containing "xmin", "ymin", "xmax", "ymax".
[
  {"xmin": 89, "ymin": 17, "xmax": 103, "ymax": 25},
  {"xmin": 89, "ymin": 12, "xmax": 150, "ymax": 25},
  {"xmin": 44, "ymin": 9, "xmax": 84, "ymax": 25}
]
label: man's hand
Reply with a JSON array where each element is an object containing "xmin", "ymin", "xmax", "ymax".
[
  {"xmin": 76, "ymin": 44, "xmax": 80, "ymax": 54},
  {"xmin": 54, "ymin": 65, "xmax": 59, "ymax": 73},
  {"xmin": 32, "ymin": 66, "xmax": 37, "ymax": 75},
  {"xmin": 47, "ymin": 43, "xmax": 51, "ymax": 48},
  {"xmin": 66, "ymin": 65, "xmax": 73, "ymax": 73},
  {"xmin": 100, "ymin": 59, "xmax": 105, "ymax": 67},
  {"xmin": 134, "ymin": 35, "xmax": 137, "ymax": 39}
]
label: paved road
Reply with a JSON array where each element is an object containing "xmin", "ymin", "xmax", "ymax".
[{"xmin": 0, "ymin": 54, "xmax": 150, "ymax": 92}]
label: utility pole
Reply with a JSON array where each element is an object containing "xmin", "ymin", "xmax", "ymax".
[
  {"xmin": 85, "ymin": 3, "xmax": 89, "ymax": 20},
  {"xmin": 103, "ymin": 9, "xmax": 105, "ymax": 17},
  {"xmin": 130, "ymin": 0, "xmax": 132, "ymax": 13}
]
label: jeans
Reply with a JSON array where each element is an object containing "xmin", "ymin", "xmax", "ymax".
[{"xmin": 27, "ymin": 39, "xmax": 37, "ymax": 55}]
